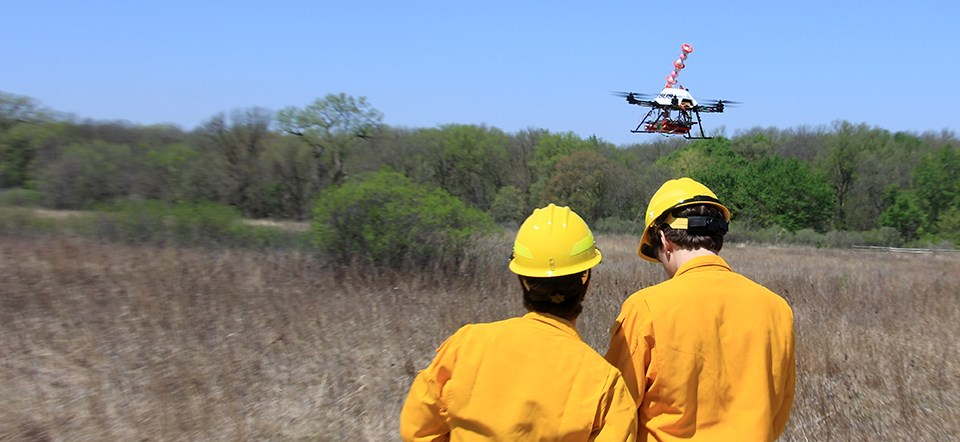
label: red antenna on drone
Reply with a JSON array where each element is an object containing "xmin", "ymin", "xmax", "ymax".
[{"xmin": 665, "ymin": 43, "xmax": 694, "ymax": 89}]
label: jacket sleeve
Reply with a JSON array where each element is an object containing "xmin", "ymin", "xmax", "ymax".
[
  {"xmin": 605, "ymin": 298, "xmax": 654, "ymax": 410},
  {"xmin": 590, "ymin": 370, "xmax": 639, "ymax": 442},
  {"xmin": 399, "ymin": 335, "xmax": 459, "ymax": 442}
]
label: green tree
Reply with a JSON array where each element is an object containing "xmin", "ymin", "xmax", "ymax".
[
  {"xmin": 141, "ymin": 142, "xmax": 200, "ymax": 203},
  {"xmin": 879, "ymin": 186, "xmax": 925, "ymax": 242},
  {"xmin": 775, "ymin": 126, "xmax": 830, "ymax": 162},
  {"xmin": 531, "ymin": 132, "xmax": 604, "ymax": 178},
  {"xmin": 935, "ymin": 206, "xmax": 960, "ymax": 246},
  {"xmin": 731, "ymin": 131, "xmax": 777, "ymax": 160},
  {"xmin": 506, "ymin": 128, "xmax": 549, "ymax": 193},
  {"xmin": 912, "ymin": 145, "xmax": 960, "ymax": 233},
  {"xmin": 36, "ymin": 141, "xmax": 133, "ymax": 208},
  {"xmin": 740, "ymin": 156, "xmax": 835, "ymax": 231},
  {"xmin": 195, "ymin": 108, "xmax": 274, "ymax": 217},
  {"xmin": 0, "ymin": 123, "xmax": 59, "ymax": 188},
  {"xmin": 0, "ymin": 91, "xmax": 45, "ymax": 131},
  {"xmin": 816, "ymin": 121, "xmax": 886, "ymax": 229},
  {"xmin": 348, "ymin": 126, "xmax": 433, "ymax": 180},
  {"xmin": 537, "ymin": 150, "xmax": 613, "ymax": 222},
  {"xmin": 490, "ymin": 185, "xmax": 528, "ymax": 225},
  {"xmin": 262, "ymin": 136, "xmax": 318, "ymax": 220},
  {"xmin": 428, "ymin": 124, "xmax": 510, "ymax": 210},
  {"xmin": 664, "ymin": 137, "xmax": 748, "ymax": 219},
  {"xmin": 276, "ymin": 93, "xmax": 383, "ymax": 186},
  {"xmin": 611, "ymin": 142, "xmax": 677, "ymax": 222},
  {"xmin": 664, "ymin": 137, "xmax": 834, "ymax": 231},
  {"xmin": 0, "ymin": 91, "xmax": 53, "ymax": 189}
]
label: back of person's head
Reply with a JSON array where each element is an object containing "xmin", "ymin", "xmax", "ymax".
[
  {"xmin": 639, "ymin": 177, "xmax": 731, "ymax": 262},
  {"xmin": 648, "ymin": 203, "xmax": 726, "ymax": 254},
  {"xmin": 509, "ymin": 204, "xmax": 601, "ymax": 320},
  {"xmin": 518, "ymin": 272, "xmax": 591, "ymax": 319}
]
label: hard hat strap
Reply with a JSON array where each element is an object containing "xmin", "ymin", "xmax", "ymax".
[
  {"xmin": 650, "ymin": 195, "xmax": 725, "ymax": 229},
  {"xmin": 664, "ymin": 214, "xmax": 728, "ymax": 234},
  {"xmin": 672, "ymin": 194, "xmax": 722, "ymax": 208}
]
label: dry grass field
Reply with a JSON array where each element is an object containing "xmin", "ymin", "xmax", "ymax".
[{"xmin": 1, "ymin": 232, "xmax": 958, "ymax": 441}]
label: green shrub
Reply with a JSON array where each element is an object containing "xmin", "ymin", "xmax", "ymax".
[
  {"xmin": 879, "ymin": 187, "xmax": 924, "ymax": 241},
  {"xmin": 793, "ymin": 228, "xmax": 824, "ymax": 247},
  {"xmin": 935, "ymin": 206, "xmax": 960, "ymax": 246},
  {"xmin": 90, "ymin": 200, "xmax": 294, "ymax": 248},
  {"xmin": 0, "ymin": 207, "xmax": 58, "ymax": 234},
  {"xmin": 821, "ymin": 228, "xmax": 905, "ymax": 248},
  {"xmin": 823, "ymin": 230, "xmax": 870, "ymax": 248},
  {"xmin": 0, "ymin": 198, "xmax": 311, "ymax": 249},
  {"xmin": 727, "ymin": 225, "xmax": 792, "ymax": 246},
  {"xmin": 35, "ymin": 141, "xmax": 133, "ymax": 209},
  {"xmin": 490, "ymin": 185, "xmax": 527, "ymax": 225},
  {"xmin": 168, "ymin": 201, "xmax": 243, "ymax": 240},
  {"xmin": 92, "ymin": 200, "xmax": 170, "ymax": 243},
  {"xmin": 861, "ymin": 227, "xmax": 904, "ymax": 247},
  {"xmin": 0, "ymin": 188, "xmax": 44, "ymax": 207},
  {"xmin": 593, "ymin": 216, "xmax": 642, "ymax": 235},
  {"xmin": 312, "ymin": 170, "xmax": 497, "ymax": 266}
]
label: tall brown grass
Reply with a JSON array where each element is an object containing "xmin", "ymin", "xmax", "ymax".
[{"xmin": 1, "ymin": 233, "xmax": 958, "ymax": 441}]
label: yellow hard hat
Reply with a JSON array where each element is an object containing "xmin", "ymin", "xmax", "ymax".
[
  {"xmin": 638, "ymin": 177, "xmax": 731, "ymax": 262},
  {"xmin": 509, "ymin": 204, "xmax": 602, "ymax": 277}
]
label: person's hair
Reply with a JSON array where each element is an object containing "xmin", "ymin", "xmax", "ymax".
[
  {"xmin": 519, "ymin": 270, "xmax": 591, "ymax": 320},
  {"xmin": 649, "ymin": 203, "xmax": 725, "ymax": 255}
]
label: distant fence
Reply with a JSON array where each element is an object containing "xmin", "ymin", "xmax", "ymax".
[{"xmin": 852, "ymin": 245, "xmax": 960, "ymax": 254}]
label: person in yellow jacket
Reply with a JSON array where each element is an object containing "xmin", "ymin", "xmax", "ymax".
[
  {"xmin": 606, "ymin": 178, "xmax": 795, "ymax": 441},
  {"xmin": 400, "ymin": 204, "xmax": 638, "ymax": 441}
]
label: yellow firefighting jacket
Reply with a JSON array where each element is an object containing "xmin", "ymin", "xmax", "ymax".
[
  {"xmin": 401, "ymin": 311, "xmax": 638, "ymax": 441},
  {"xmin": 605, "ymin": 255, "xmax": 795, "ymax": 441}
]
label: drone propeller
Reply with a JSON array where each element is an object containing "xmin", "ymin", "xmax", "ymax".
[
  {"xmin": 700, "ymin": 99, "xmax": 742, "ymax": 106},
  {"xmin": 611, "ymin": 91, "xmax": 659, "ymax": 107},
  {"xmin": 695, "ymin": 99, "xmax": 741, "ymax": 113},
  {"xmin": 611, "ymin": 91, "xmax": 654, "ymax": 99}
]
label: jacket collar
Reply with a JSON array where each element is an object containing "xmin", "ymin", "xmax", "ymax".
[
  {"xmin": 674, "ymin": 254, "xmax": 732, "ymax": 278},
  {"xmin": 523, "ymin": 311, "xmax": 581, "ymax": 339}
]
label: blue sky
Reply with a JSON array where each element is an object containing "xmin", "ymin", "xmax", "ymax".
[{"xmin": 4, "ymin": 1, "xmax": 958, "ymax": 146}]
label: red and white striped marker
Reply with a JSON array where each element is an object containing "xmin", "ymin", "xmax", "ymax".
[{"xmin": 665, "ymin": 43, "xmax": 694, "ymax": 88}]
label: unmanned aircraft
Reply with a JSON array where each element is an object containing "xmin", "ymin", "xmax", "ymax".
[{"xmin": 613, "ymin": 43, "xmax": 738, "ymax": 139}]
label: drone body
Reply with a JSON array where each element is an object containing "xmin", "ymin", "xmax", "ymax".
[{"xmin": 615, "ymin": 44, "xmax": 737, "ymax": 139}]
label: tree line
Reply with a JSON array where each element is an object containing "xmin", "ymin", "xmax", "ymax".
[{"xmin": 1, "ymin": 90, "xmax": 958, "ymax": 247}]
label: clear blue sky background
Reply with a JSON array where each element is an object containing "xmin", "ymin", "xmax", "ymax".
[{"xmin": 4, "ymin": 0, "xmax": 958, "ymax": 146}]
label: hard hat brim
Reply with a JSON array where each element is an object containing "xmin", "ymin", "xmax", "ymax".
[{"xmin": 510, "ymin": 248, "xmax": 602, "ymax": 278}]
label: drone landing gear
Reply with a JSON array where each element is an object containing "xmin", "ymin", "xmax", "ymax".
[{"xmin": 630, "ymin": 108, "xmax": 712, "ymax": 139}]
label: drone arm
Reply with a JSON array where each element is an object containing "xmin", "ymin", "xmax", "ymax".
[
  {"xmin": 625, "ymin": 95, "xmax": 657, "ymax": 107},
  {"xmin": 694, "ymin": 105, "xmax": 723, "ymax": 113}
]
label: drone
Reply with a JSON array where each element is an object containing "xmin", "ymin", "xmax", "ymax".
[{"xmin": 614, "ymin": 43, "xmax": 738, "ymax": 139}]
